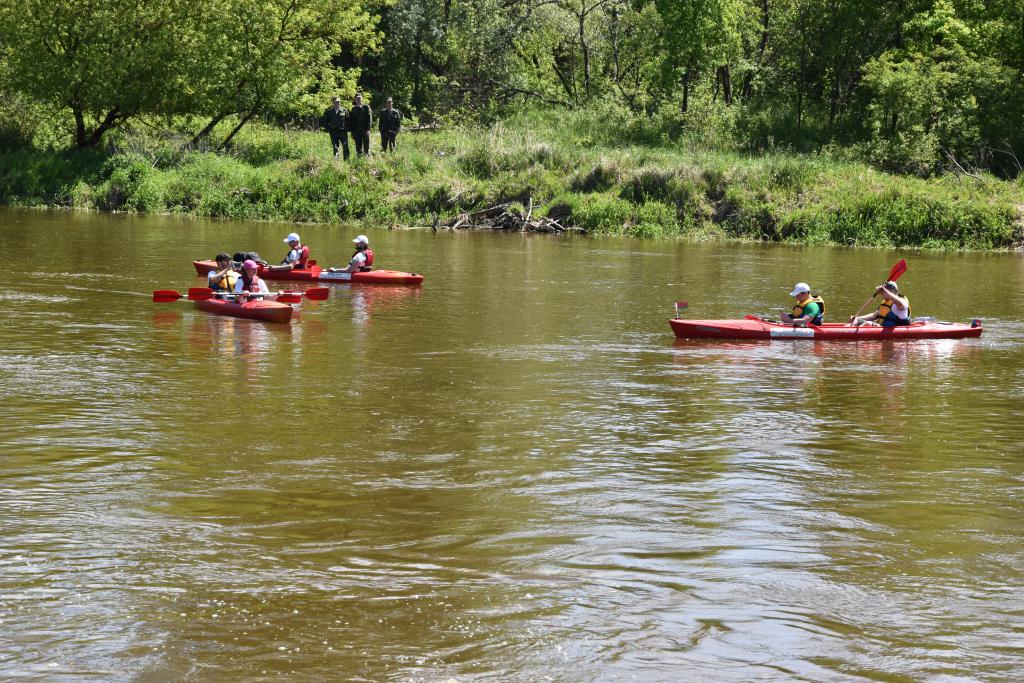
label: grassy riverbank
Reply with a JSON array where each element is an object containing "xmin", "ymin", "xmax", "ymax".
[{"xmin": 2, "ymin": 109, "xmax": 1021, "ymax": 249}]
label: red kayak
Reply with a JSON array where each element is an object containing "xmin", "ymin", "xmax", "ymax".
[
  {"xmin": 670, "ymin": 316, "xmax": 983, "ymax": 340},
  {"xmin": 193, "ymin": 260, "xmax": 424, "ymax": 286},
  {"xmin": 193, "ymin": 297, "xmax": 294, "ymax": 324}
]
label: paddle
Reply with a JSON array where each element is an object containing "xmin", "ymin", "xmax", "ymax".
[
  {"xmin": 849, "ymin": 259, "xmax": 908, "ymax": 322},
  {"xmin": 152, "ymin": 287, "xmax": 328, "ymax": 303},
  {"xmin": 275, "ymin": 287, "xmax": 329, "ymax": 303}
]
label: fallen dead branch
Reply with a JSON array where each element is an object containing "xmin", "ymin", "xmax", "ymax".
[{"xmin": 439, "ymin": 200, "xmax": 582, "ymax": 234}]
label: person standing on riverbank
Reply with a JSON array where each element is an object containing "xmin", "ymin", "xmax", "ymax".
[
  {"xmin": 350, "ymin": 93, "xmax": 372, "ymax": 156},
  {"xmin": 321, "ymin": 97, "xmax": 349, "ymax": 160},
  {"xmin": 379, "ymin": 97, "xmax": 401, "ymax": 152},
  {"xmin": 780, "ymin": 282, "xmax": 825, "ymax": 325}
]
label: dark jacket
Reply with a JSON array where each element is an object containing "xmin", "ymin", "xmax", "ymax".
[
  {"xmin": 322, "ymin": 106, "xmax": 348, "ymax": 133},
  {"xmin": 349, "ymin": 103, "xmax": 372, "ymax": 132},
  {"xmin": 379, "ymin": 107, "xmax": 402, "ymax": 134}
]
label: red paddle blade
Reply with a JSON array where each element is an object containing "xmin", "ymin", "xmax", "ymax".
[
  {"xmin": 276, "ymin": 292, "xmax": 301, "ymax": 303},
  {"xmin": 153, "ymin": 290, "xmax": 183, "ymax": 302},
  {"xmin": 304, "ymin": 287, "xmax": 329, "ymax": 300},
  {"xmin": 187, "ymin": 287, "xmax": 215, "ymax": 301},
  {"xmin": 888, "ymin": 258, "xmax": 907, "ymax": 282}
]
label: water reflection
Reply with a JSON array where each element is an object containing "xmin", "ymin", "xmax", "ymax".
[
  {"xmin": 3, "ymin": 208, "xmax": 1024, "ymax": 681},
  {"xmin": 349, "ymin": 285, "xmax": 423, "ymax": 326}
]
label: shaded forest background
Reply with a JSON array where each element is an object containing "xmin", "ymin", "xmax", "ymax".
[{"xmin": 1, "ymin": 0, "xmax": 1022, "ymax": 178}]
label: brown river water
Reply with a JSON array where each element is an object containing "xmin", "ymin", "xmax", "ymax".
[{"xmin": 2, "ymin": 207, "xmax": 1023, "ymax": 681}]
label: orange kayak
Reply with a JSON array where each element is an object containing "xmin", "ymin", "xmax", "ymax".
[{"xmin": 193, "ymin": 297, "xmax": 293, "ymax": 323}]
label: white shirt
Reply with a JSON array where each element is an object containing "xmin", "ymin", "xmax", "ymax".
[
  {"xmin": 207, "ymin": 269, "xmax": 236, "ymax": 287},
  {"xmin": 349, "ymin": 251, "xmax": 367, "ymax": 268},
  {"xmin": 234, "ymin": 277, "xmax": 269, "ymax": 295},
  {"xmin": 285, "ymin": 247, "xmax": 303, "ymax": 264},
  {"xmin": 889, "ymin": 299, "xmax": 910, "ymax": 321}
]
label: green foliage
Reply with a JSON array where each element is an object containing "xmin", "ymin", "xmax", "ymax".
[
  {"xmin": 0, "ymin": 0, "xmax": 185, "ymax": 146},
  {"xmin": 0, "ymin": 111, "xmax": 1020, "ymax": 250},
  {"xmin": 0, "ymin": 0, "xmax": 381, "ymax": 148},
  {"xmin": 861, "ymin": 0, "xmax": 1023, "ymax": 176}
]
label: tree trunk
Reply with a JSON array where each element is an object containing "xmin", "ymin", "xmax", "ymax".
[
  {"xmin": 413, "ymin": 30, "xmax": 423, "ymax": 110},
  {"xmin": 797, "ymin": 89, "xmax": 803, "ymax": 131},
  {"xmin": 720, "ymin": 65, "xmax": 732, "ymax": 105},
  {"xmin": 681, "ymin": 70, "xmax": 691, "ymax": 115},
  {"xmin": 742, "ymin": 0, "xmax": 771, "ymax": 101},
  {"xmin": 191, "ymin": 112, "xmax": 229, "ymax": 148},
  {"xmin": 73, "ymin": 108, "xmax": 87, "ymax": 148},
  {"xmin": 551, "ymin": 45, "xmax": 578, "ymax": 104},
  {"xmin": 218, "ymin": 110, "xmax": 257, "ymax": 150},
  {"xmin": 579, "ymin": 15, "xmax": 590, "ymax": 98},
  {"xmin": 76, "ymin": 108, "xmax": 122, "ymax": 148},
  {"xmin": 828, "ymin": 73, "xmax": 839, "ymax": 127}
]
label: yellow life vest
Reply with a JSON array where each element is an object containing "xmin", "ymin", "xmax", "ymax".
[
  {"xmin": 875, "ymin": 296, "xmax": 911, "ymax": 323},
  {"xmin": 210, "ymin": 270, "xmax": 238, "ymax": 293},
  {"xmin": 792, "ymin": 295, "xmax": 825, "ymax": 323}
]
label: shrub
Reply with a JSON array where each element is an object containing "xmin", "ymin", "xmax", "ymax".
[{"xmin": 571, "ymin": 161, "xmax": 620, "ymax": 193}]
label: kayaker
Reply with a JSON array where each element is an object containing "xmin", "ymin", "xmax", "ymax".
[
  {"xmin": 850, "ymin": 281, "xmax": 911, "ymax": 327},
  {"xmin": 207, "ymin": 253, "xmax": 239, "ymax": 297},
  {"xmin": 268, "ymin": 232, "xmax": 310, "ymax": 272},
  {"xmin": 780, "ymin": 282, "xmax": 825, "ymax": 325},
  {"xmin": 328, "ymin": 235, "xmax": 375, "ymax": 273},
  {"xmin": 235, "ymin": 259, "xmax": 270, "ymax": 301}
]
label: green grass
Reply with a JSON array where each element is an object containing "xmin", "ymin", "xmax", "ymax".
[{"xmin": 1, "ymin": 109, "xmax": 1021, "ymax": 249}]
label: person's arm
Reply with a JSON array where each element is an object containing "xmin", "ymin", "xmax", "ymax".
[
  {"xmin": 781, "ymin": 302, "xmax": 818, "ymax": 325},
  {"xmin": 396, "ymin": 110, "xmax": 401, "ymax": 132},
  {"xmin": 270, "ymin": 250, "xmax": 296, "ymax": 271},
  {"xmin": 784, "ymin": 313, "xmax": 812, "ymax": 325},
  {"xmin": 342, "ymin": 252, "xmax": 365, "ymax": 273},
  {"xmin": 879, "ymin": 284, "xmax": 908, "ymax": 309},
  {"xmin": 849, "ymin": 310, "xmax": 876, "ymax": 325}
]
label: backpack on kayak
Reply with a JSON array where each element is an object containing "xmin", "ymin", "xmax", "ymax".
[{"xmin": 232, "ymin": 251, "xmax": 267, "ymax": 268}]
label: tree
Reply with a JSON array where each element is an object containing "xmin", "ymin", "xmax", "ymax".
[
  {"xmin": 0, "ymin": 0, "xmax": 185, "ymax": 147},
  {"xmin": 184, "ymin": 0, "xmax": 381, "ymax": 148},
  {"xmin": 862, "ymin": 0, "xmax": 1022, "ymax": 175},
  {"xmin": 653, "ymin": 0, "xmax": 750, "ymax": 114}
]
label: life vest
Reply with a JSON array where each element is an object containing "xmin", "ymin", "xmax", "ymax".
[
  {"xmin": 282, "ymin": 244, "xmax": 310, "ymax": 268},
  {"xmin": 352, "ymin": 248, "xmax": 374, "ymax": 272},
  {"xmin": 210, "ymin": 270, "xmax": 238, "ymax": 293},
  {"xmin": 792, "ymin": 295, "xmax": 825, "ymax": 325},
  {"xmin": 239, "ymin": 272, "xmax": 264, "ymax": 296},
  {"xmin": 875, "ymin": 297, "xmax": 911, "ymax": 326}
]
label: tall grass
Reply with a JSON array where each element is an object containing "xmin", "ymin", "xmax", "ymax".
[{"xmin": 0, "ymin": 110, "xmax": 1020, "ymax": 248}]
